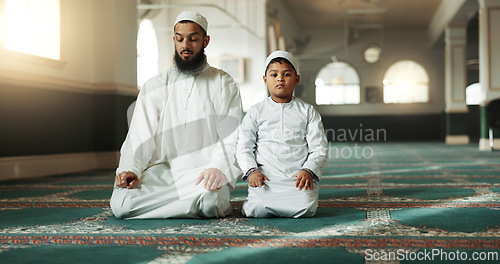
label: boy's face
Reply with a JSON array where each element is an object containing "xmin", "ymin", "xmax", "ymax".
[{"xmin": 264, "ymin": 61, "xmax": 300, "ymax": 103}]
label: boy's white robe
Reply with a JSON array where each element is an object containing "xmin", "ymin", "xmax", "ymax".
[
  {"xmin": 110, "ymin": 65, "xmax": 243, "ymax": 219},
  {"xmin": 236, "ymin": 97, "xmax": 328, "ymax": 218}
]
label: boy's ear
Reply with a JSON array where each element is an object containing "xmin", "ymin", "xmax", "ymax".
[
  {"xmin": 295, "ymin": 75, "xmax": 301, "ymax": 85},
  {"xmin": 263, "ymin": 75, "xmax": 268, "ymax": 86}
]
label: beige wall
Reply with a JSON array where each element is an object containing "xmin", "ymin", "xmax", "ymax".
[
  {"xmin": 0, "ymin": 0, "xmax": 138, "ymax": 91},
  {"xmin": 0, "ymin": 0, "xmax": 138, "ymax": 180}
]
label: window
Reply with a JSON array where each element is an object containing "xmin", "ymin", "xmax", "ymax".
[
  {"xmin": 466, "ymin": 83, "xmax": 481, "ymax": 105},
  {"xmin": 383, "ymin": 60, "xmax": 429, "ymax": 103},
  {"xmin": 315, "ymin": 61, "xmax": 360, "ymax": 105},
  {"xmin": 137, "ymin": 19, "xmax": 158, "ymax": 87},
  {"xmin": 3, "ymin": 0, "xmax": 60, "ymax": 60}
]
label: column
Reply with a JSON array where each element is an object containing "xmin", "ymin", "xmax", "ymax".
[
  {"xmin": 478, "ymin": 0, "xmax": 500, "ymax": 150},
  {"xmin": 444, "ymin": 26, "xmax": 469, "ymax": 145}
]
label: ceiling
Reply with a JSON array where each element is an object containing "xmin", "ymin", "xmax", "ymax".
[{"xmin": 280, "ymin": 0, "xmax": 443, "ymax": 30}]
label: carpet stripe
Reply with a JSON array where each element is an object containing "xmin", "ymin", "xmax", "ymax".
[
  {"xmin": 1, "ymin": 201, "xmax": 498, "ymax": 209},
  {"xmin": 1, "ymin": 236, "xmax": 499, "ymax": 249}
]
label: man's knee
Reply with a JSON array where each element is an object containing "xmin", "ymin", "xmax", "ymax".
[
  {"xmin": 198, "ymin": 188, "xmax": 231, "ymax": 217},
  {"xmin": 110, "ymin": 190, "xmax": 132, "ymax": 219}
]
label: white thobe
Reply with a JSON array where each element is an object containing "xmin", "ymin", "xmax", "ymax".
[
  {"xmin": 110, "ymin": 64, "xmax": 243, "ymax": 219},
  {"xmin": 236, "ymin": 97, "xmax": 328, "ymax": 218}
]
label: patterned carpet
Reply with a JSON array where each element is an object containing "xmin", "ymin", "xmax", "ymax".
[{"xmin": 1, "ymin": 142, "xmax": 499, "ymax": 263}]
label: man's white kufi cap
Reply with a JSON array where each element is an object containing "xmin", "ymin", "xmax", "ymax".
[
  {"xmin": 264, "ymin": 50, "xmax": 299, "ymax": 75},
  {"xmin": 174, "ymin": 11, "xmax": 208, "ymax": 33}
]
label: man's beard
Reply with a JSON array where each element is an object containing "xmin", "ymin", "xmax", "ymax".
[{"xmin": 174, "ymin": 48, "xmax": 207, "ymax": 75}]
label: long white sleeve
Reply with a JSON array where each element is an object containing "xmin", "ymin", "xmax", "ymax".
[
  {"xmin": 235, "ymin": 97, "xmax": 328, "ymax": 182},
  {"xmin": 206, "ymin": 72, "xmax": 244, "ymax": 187},
  {"xmin": 116, "ymin": 67, "xmax": 243, "ymax": 189},
  {"xmin": 302, "ymin": 107, "xmax": 329, "ymax": 179},
  {"xmin": 236, "ymin": 109, "xmax": 259, "ymax": 180},
  {"xmin": 116, "ymin": 76, "xmax": 163, "ymax": 179}
]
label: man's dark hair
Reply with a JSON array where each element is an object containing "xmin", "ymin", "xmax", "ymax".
[
  {"xmin": 265, "ymin": 57, "xmax": 297, "ymax": 75},
  {"xmin": 177, "ymin": 20, "xmax": 207, "ymax": 37}
]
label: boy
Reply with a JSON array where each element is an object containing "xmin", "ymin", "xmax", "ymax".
[{"xmin": 236, "ymin": 51, "xmax": 328, "ymax": 218}]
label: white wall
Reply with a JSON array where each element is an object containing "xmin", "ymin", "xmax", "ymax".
[
  {"xmin": 146, "ymin": 0, "xmax": 268, "ymax": 111},
  {"xmin": 265, "ymin": 0, "xmax": 301, "ymax": 53},
  {"xmin": 301, "ymin": 28, "xmax": 446, "ymax": 116},
  {"xmin": 267, "ymin": 0, "xmax": 446, "ymax": 117}
]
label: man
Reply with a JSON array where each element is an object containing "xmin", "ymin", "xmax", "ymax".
[{"xmin": 110, "ymin": 11, "xmax": 243, "ymax": 219}]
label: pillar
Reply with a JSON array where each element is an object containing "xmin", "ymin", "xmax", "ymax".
[
  {"xmin": 478, "ymin": 0, "xmax": 500, "ymax": 150},
  {"xmin": 444, "ymin": 26, "xmax": 469, "ymax": 145}
]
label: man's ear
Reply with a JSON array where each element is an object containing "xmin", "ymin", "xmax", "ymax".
[{"xmin": 204, "ymin": 35, "xmax": 210, "ymax": 48}]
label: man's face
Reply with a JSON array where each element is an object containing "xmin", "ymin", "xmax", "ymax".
[{"xmin": 173, "ymin": 22, "xmax": 209, "ymax": 62}]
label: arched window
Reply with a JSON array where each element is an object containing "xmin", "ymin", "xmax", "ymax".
[
  {"xmin": 315, "ymin": 61, "xmax": 360, "ymax": 105},
  {"xmin": 137, "ymin": 19, "xmax": 158, "ymax": 87},
  {"xmin": 466, "ymin": 83, "xmax": 481, "ymax": 105},
  {"xmin": 3, "ymin": 0, "xmax": 60, "ymax": 60},
  {"xmin": 383, "ymin": 60, "xmax": 429, "ymax": 103}
]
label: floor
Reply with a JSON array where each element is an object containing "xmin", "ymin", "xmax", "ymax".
[{"xmin": 0, "ymin": 142, "xmax": 499, "ymax": 263}]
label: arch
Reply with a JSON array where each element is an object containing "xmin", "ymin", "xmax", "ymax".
[
  {"xmin": 383, "ymin": 60, "xmax": 429, "ymax": 103},
  {"xmin": 315, "ymin": 61, "xmax": 360, "ymax": 105},
  {"xmin": 466, "ymin": 83, "xmax": 481, "ymax": 105},
  {"xmin": 137, "ymin": 19, "xmax": 159, "ymax": 87}
]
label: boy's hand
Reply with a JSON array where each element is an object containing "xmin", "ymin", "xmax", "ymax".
[
  {"xmin": 115, "ymin": 171, "xmax": 140, "ymax": 189},
  {"xmin": 293, "ymin": 170, "xmax": 313, "ymax": 190},
  {"xmin": 248, "ymin": 171, "xmax": 269, "ymax": 188}
]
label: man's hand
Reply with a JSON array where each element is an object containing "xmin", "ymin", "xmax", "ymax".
[
  {"xmin": 195, "ymin": 168, "xmax": 228, "ymax": 191},
  {"xmin": 293, "ymin": 170, "xmax": 313, "ymax": 190},
  {"xmin": 248, "ymin": 171, "xmax": 269, "ymax": 188},
  {"xmin": 115, "ymin": 171, "xmax": 140, "ymax": 189}
]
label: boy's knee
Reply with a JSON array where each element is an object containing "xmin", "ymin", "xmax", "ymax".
[
  {"xmin": 242, "ymin": 199, "xmax": 270, "ymax": 218},
  {"xmin": 295, "ymin": 205, "xmax": 317, "ymax": 218},
  {"xmin": 295, "ymin": 198, "xmax": 318, "ymax": 218},
  {"xmin": 252, "ymin": 205, "xmax": 272, "ymax": 218},
  {"xmin": 244, "ymin": 193, "xmax": 318, "ymax": 218}
]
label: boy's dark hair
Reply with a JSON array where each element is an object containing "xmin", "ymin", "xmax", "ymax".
[{"xmin": 265, "ymin": 57, "xmax": 297, "ymax": 75}]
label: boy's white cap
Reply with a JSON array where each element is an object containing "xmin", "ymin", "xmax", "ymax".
[
  {"xmin": 174, "ymin": 11, "xmax": 208, "ymax": 33},
  {"xmin": 264, "ymin": 50, "xmax": 299, "ymax": 75}
]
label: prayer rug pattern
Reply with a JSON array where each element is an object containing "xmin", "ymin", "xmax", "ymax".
[{"xmin": 1, "ymin": 142, "xmax": 499, "ymax": 263}]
